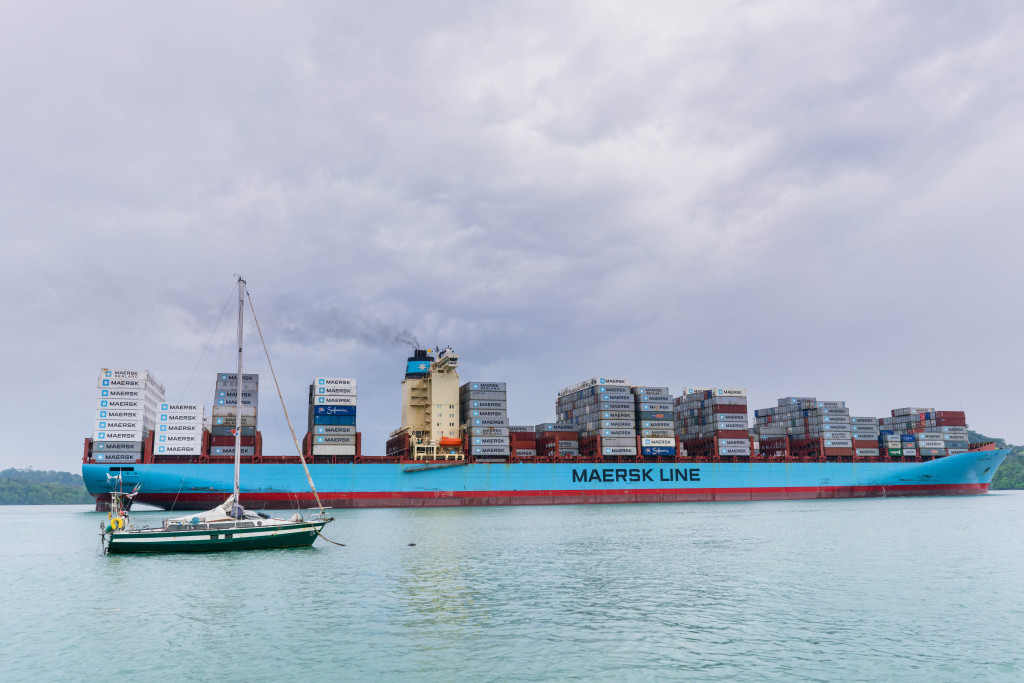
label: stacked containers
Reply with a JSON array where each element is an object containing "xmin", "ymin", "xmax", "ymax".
[
  {"xmin": 154, "ymin": 402, "xmax": 204, "ymax": 458},
  {"xmin": 509, "ymin": 426, "xmax": 537, "ymax": 459},
  {"xmin": 210, "ymin": 372, "xmax": 258, "ymax": 457},
  {"xmin": 632, "ymin": 386, "xmax": 676, "ymax": 458},
  {"xmin": 849, "ymin": 416, "xmax": 880, "ymax": 457},
  {"xmin": 674, "ymin": 388, "xmax": 750, "ymax": 457},
  {"xmin": 535, "ymin": 423, "xmax": 580, "ymax": 459},
  {"xmin": 555, "ymin": 378, "xmax": 636, "ymax": 459},
  {"xmin": 461, "ymin": 382, "xmax": 509, "ymax": 460},
  {"xmin": 309, "ymin": 378, "xmax": 357, "ymax": 458},
  {"xmin": 755, "ymin": 397, "xmax": 853, "ymax": 457},
  {"xmin": 878, "ymin": 408, "xmax": 970, "ymax": 457},
  {"xmin": 751, "ymin": 403, "xmax": 790, "ymax": 457},
  {"xmin": 93, "ymin": 369, "xmax": 165, "ymax": 463}
]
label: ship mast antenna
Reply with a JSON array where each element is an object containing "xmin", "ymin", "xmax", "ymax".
[
  {"xmin": 233, "ymin": 275, "xmax": 245, "ymax": 514},
  {"xmin": 245, "ymin": 285, "xmax": 326, "ymax": 513}
]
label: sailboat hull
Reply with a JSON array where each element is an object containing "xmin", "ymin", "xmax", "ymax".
[{"xmin": 106, "ymin": 521, "xmax": 329, "ymax": 554}]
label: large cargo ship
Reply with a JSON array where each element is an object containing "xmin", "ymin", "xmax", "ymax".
[{"xmin": 82, "ymin": 351, "xmax": 1010, "ymax": 510}]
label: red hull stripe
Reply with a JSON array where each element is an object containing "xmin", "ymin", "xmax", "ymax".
[{"xmin": 133, "ymin": 483, "xmax": 989, "ymax": 509}]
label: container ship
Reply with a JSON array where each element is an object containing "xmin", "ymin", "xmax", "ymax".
[{"xmin": 82, "ymin": 351, "xmax": 1010, "ymax": 510}]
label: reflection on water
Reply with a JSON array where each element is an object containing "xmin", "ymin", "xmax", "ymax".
[{"xmin": 1, "ymin": 495, "xmax": 1023, "ymax": 681}]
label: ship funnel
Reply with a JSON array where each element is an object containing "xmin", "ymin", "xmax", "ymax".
[{"xmin": 405, "ymin": 349, "xmax": 434, "ymax": 379}]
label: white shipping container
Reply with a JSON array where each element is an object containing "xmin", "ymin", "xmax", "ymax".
[
  {"xmin": 312, "ymin": 445, "xmax": 356, "ymax": 456},
  {"xmin": 216, "ymin": 380, "xmax": 258, "ymax": 391},
  {"xmin": 158, "ymin": 412, "xmax": 203, "ymax": 425},
  {"xmin": 314, "ymin": 425, "xmax": 356, "ymax": 435},
  {"xmin": 98, "ymin": 387, "xmax": 160, "ymax": 402},
  {"xmin": 96, "ymin": 398, "xmax": 151, "ymax": 411},
  {"xmin": 211, "ymin": 405, "xmax": 258, "ymax": 417},
  {"xmin": 213, "ymin": 415, "xmax": 257, "ymax": 426},
  {"xmin": 918, "ymin": 440, "xmax": 946, "ymax": 449},
  {"xmin": 92, "ymin": 453, "xmax": 142, "ymax": 463},
  {"xmin": 314, "ymin": 435, "xmax": 356, "ymax": 445},
  {"xmin": 311, "ymin": 395, "xmax": 357, "ymax": 406},
  {"xmin": 93, "ymin": 429, "xmax": 145, "ymax": 441},
  {"xmin": 314, "ymin": 385, "xmax": 357, "ymax": 396},
  {"xmin": 92, "ymin": 441, "xmax": 143, "ymax": 452},
  {"xmin": 159, "ymin": 402, "xmax": 204, "ymax": 413},
  {"xmin": 642, "ymin": 437, "xmax": 675, "ymax": 447},
  {"xmin": 156, "ymin": 422, "xmax": 202, "ymax": 434},
  {"xmin": 316, "ymin": 377, "xmax": 356, "ymax": 388},
  {"xmin": 94, "ymin": 419, "xmax": 149, "ymax": 432},
  {"xmin": 154, "ymin": 444, "xmax": 203, "ymax": 455},
  {"xmin": 99, "ymin": 368, "xmax": 165, "ymax": 394},
  {"xmin": 217, "ymin": 373, "xmax": 259, "ymax": 383},
  {"xmin": 602, "ymin": 446, "xmax": 638, "ymax": 455},
  {"xmin": 156, "ymin": 433, "xmax": 202, "ymax": 444},
  {"xmin": 211, "ymin": 446, "xmax": 255, "ymax": 456},
  {"xmin": 902, "ymin": 448, "xmax": 918, "ymax": 456},
  {"xmin": 95, "ymin": 409, "xmax": 148, "ymax": 421}
]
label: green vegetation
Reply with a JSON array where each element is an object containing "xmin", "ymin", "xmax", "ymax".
[
  {"xmin": 0, "ymin": 469, "xmax": 94, "ymax": 504},
  {"xmin": 967, "ymin": 432, "xmax": 1024, "ymax": 490},
  {"xmin": 991, "ymin": 449, "xmax": 1024, "ymax": 490}
]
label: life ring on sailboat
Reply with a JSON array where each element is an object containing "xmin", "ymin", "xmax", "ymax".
[{"xmin": 110, "ymin": 517, "xmax": 125, "ymax": 531}]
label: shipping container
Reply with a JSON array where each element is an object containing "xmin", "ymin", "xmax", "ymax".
[
  {"xmin": 314, "ymin": 435, "xmax": 356, "ymax": 445},
  {"xmin": 311, "ymin": 445, "xmax": 356, "ymax": 456},
  {"xmin": 312, "ymin": 405, "xmax": 356, "ymax": 417},
  {"xmin": 212, "ymin": 416, "xmax": 257, "ymax": 427},
  {"xmin": 312, "ymin": 415, "xmax": 357, "ymax": 426},
  {"xmin": 210, "ymin": 446, "xmax": 255, "ymax": 456},
  {"xmin": 159, "ymin": 402, "xmax": 204, "ymax": 412},
  {"xmin": 92, "ymin": 441, "xmax": 143, "ymax": 452},
  {"xmin": 310, "ymin": 395, "xmax": 356, "ymax": 406},
  {"xmin": 314, "ymin": 425, "xmax": 356, "ymax": 435}
]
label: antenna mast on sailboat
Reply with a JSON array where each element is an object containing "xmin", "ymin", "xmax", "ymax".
[{"xmin": 233, "ymin": 275, "xmax": 245, "ymax": 514}]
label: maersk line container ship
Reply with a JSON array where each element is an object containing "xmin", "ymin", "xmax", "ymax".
[{"xmin": 82, "ymin": 352, "xmax": 1010, "ymax": 510}]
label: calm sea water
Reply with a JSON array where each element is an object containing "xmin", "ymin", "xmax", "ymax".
[{"xmin": 2, "ymin": 493, "xmax": 1022, "ymax": 681}]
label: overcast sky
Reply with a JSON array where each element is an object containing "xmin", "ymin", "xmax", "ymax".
[{"xmin": 2, "ymin": 1, "xmax": 1022, "ymax": 471}]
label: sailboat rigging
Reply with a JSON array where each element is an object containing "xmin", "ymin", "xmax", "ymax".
[{"xmin": 100, "ymin": 276, "xmax": 334, "ymax": 553}]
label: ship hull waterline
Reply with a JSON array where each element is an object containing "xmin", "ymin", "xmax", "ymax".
[
  {"xmin": 106, "ymin": 521, "xmax": 329, "ymax": 553},
  {"xmin": 84, "ymin": 449, "xmax": 1010, "ymax": 511}
]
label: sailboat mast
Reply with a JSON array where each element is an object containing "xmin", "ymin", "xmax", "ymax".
[{"xmin": 233, "ymin": 276, "xmax": 245, "ymax": 510}]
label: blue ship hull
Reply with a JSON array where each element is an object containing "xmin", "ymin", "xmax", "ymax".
[{"xmin": 83, "ymin": 449, "xmax": 1010, "ymax": 510}]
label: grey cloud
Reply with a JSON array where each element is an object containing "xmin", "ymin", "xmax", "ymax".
[{"xmin": 2, "ymin": 1, "xmax": 1023, "ymax": 467}]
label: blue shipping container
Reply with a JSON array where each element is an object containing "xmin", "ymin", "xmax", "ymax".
[
  {"xmin": 313, "ymin": 405, "xmax": 357, "ymax": 417},
  {"xmin": 641, "ymin": 446, "xmax": 677, "ymax": 457},
  {"xmin": 313, "ymin": 415, "xmax": 357, "ymax": 426}
]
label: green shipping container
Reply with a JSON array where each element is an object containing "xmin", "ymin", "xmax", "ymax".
[{"xmin": 887, "ymin": 447, "xmax": 902, "ymax": 457}]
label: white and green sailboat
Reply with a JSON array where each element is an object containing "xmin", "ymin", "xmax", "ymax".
[{"xmin": 101, "ymin": 277, "xmax": 334, "ymax": 554}]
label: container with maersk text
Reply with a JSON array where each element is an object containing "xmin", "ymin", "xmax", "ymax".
[{"xmin": 211, "ymin": 446, "xmax": 255, "ymax": 456}]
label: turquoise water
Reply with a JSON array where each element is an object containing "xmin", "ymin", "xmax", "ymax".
[{"xmin": 2, "ymin": 493, "xmax": 1022, "ymax": 681}]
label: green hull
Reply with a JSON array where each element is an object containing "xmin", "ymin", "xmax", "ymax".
[{"xmin": 106, "ymin": 521, "xmax": 329, "ymax": 554}]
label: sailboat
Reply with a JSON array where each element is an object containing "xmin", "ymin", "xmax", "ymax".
[{"xmin": 101, "ymin": 277, "xmax": 334, "ymax": 554}]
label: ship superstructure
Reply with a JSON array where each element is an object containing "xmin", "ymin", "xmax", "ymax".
[{"xmin": 389, "ymin": 347, "xmax": 464, "ymax": 461}]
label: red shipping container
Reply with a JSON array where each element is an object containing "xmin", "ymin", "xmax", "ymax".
[
  {"xmin": 210, "ymin": 436, "xmax": 256, "ymax": 447},
  {"xmin": 936, "ymin": 417, "xmax": 967, "ymax": 426},
  {"xmin": 935, "ymin": 411, "xmax": 966, "ymax": 420},
  {"xmin": 712, "ymin": 405, "xmax": 748, "ymax": 414}
]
